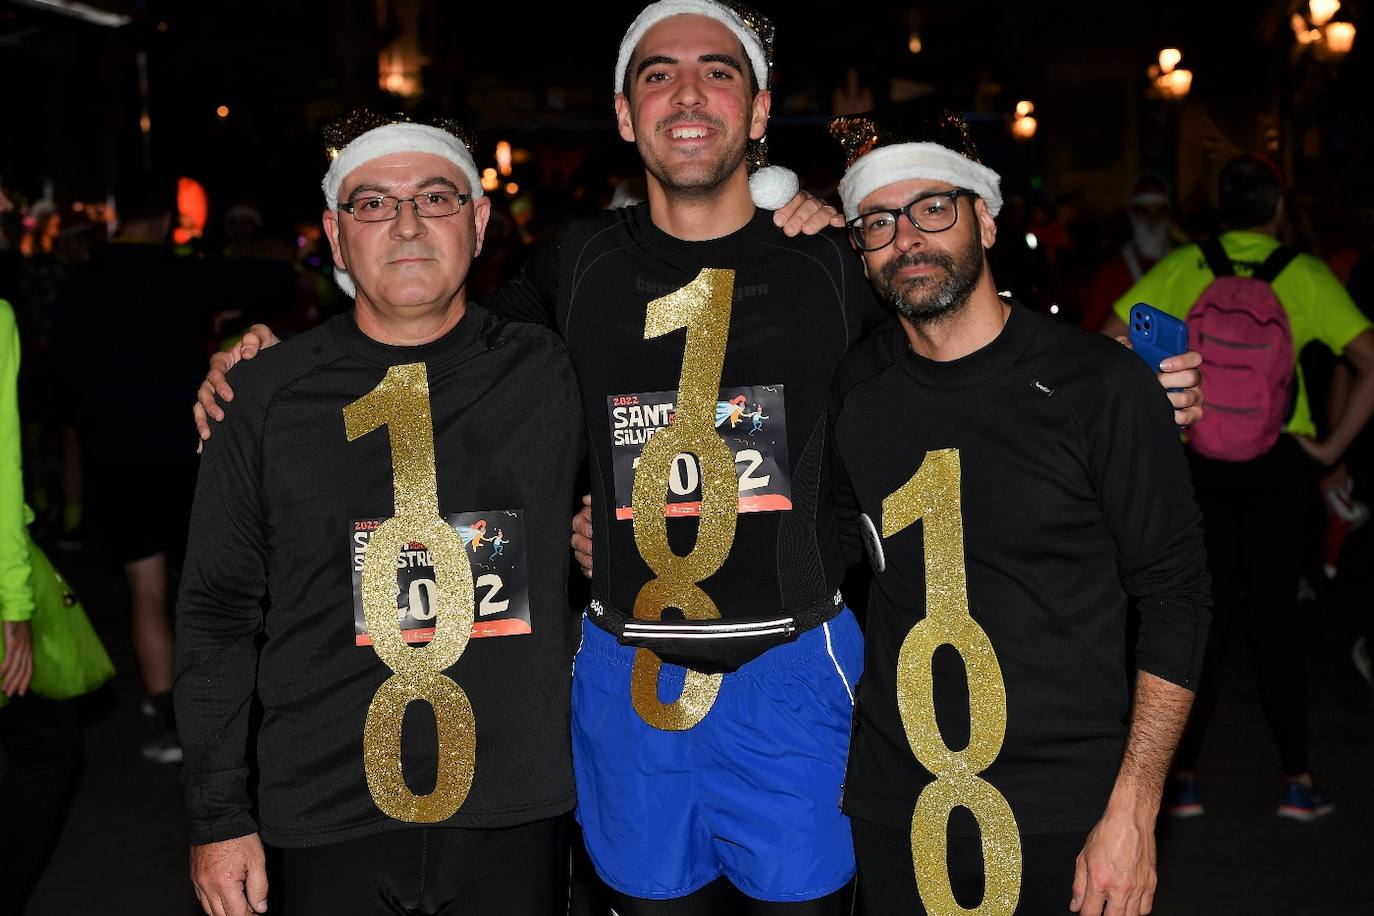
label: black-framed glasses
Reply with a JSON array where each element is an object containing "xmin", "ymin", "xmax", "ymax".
[
  {"xmin": 339, "ymin": 190, "xmax": 473, "ymax": 222},
  {"xmin": 846, "ymin": 189, "xmax": 977, "ymax": 252}
]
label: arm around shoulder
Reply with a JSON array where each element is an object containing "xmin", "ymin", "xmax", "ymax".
[{"xmin": 176, "ymin": 374, "xmax": 273, "ymax": 846}]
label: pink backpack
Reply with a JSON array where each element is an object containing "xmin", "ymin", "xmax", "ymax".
[{"xmin": 1185, "ymin": 239, "xmax": 1298, "ymax": 462}]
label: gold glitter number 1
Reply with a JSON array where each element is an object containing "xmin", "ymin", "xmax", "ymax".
[
  {"xmin": 344, "ymin": 362, "xmax": 477, "ymax": 823},
  {"xmin": 630, "ymin": 268, "xmax": 738, "ymax": 731},
  {"xmin": 882, "ymin": 448, "xmax": 1021, "ymax": 914}
]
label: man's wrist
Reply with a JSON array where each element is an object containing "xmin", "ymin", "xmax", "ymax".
[{"xmin": 1103, "ymin": 782, "xmax": 1162, "ymax": 821}]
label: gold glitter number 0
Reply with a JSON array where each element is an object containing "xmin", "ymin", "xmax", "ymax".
[
  {"xmin": 630, "ymin": 268, "xmax": 738, "ymax": 731},
  {"xmin": 344, "ymin": 363, "xmax": 476, "ymax": 823},
  {"xmin": 882, "ymin": 448, "xmax": 1021, "ymax": 914}
]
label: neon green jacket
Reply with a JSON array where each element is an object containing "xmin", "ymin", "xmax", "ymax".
[{"xmin": 0, "ymin": 299, "xmax": 34, "ymax": 624}]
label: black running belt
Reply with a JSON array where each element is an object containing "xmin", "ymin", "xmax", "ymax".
[{"xmin": 587, "ymin": 588, "xmax": 845, "ymax": 673}]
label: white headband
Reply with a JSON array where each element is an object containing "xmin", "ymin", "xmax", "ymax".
[
  {"xmin": 614, "ymin": 0, "xmax": 768, "ymax": 93},
  {"xmin": 839, "ymin": 142, "xmax": 1003, "ymax": 220},
  {"xmin": 321, "ymin": 122, "xmax": 483, "ymax": 298}
]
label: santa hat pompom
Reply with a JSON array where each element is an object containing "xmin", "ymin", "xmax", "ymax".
[{"xmin": 749, "ymin": 165, "xmax": 799, "ymax": 211}]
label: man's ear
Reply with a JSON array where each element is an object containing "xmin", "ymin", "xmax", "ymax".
[
  {"xmin": 614, "ymin": 92, "xmax": 636, "ymax": 144},
  {"xmin": 749, "ymin": 89, "xmax": 772, "ymax": 141},
  {"xmin": 471, "ymin": 196, "xmax": 492, "ymax": 258},
  {"xmin": 974, "ymin": 198, "xmax": 998, "ymax": 250},
  {"xmin": 849, "ymin": 236, "xmax": 873, "ymax": 280},
  {"xmin": 322, "ymin": 209, "xmax": 347, "ymax": 270}
]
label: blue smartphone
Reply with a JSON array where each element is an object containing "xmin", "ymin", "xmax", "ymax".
[{"xmin": 1127, "ymin": 302, "xmax": 1188, "ymax": 371}]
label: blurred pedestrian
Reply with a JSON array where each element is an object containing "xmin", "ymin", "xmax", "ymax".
[
  {"xmin": 1104, "ymin": 154, "xmax": 1374, "ymax": 820},
  {"xmin": 57, "ymin": 178, "xmax": 213, "ymax": 763},
  {"xmin": 1084, "ymin": 174, "xmax": 1174, "ymax": 331}
]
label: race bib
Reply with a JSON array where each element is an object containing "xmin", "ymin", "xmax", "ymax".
[
  {"xmin": 608, "ymin": 384, "xmax": 792, "ymax": 520},
  {"xmin": 350, "ymin": 509, "xmax": 530, "ymax": 646}
]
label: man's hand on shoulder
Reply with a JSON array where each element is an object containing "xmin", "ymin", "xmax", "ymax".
[
  {"xmin": 772, "ymin": 191, "xmax": 845, "ymax": 237},
  {"xmin": 190, "ymin": 833, "xmax": 269, "ymax": 916},
  {"xmin": 1071, "ymin": 802, "xmax": 1158, "ymax": 916},
  {"xmin": 194, "ymin": 324, "xmax": 281, "ymax": 447}
]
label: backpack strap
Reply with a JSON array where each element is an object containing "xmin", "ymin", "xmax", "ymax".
[
  {"xmin": 1199, "ymin": 238, "xmax": 1234, "ymax": 277},
  {"xmin": 1254, "ymin": 246, "xmax": 1298, "ymax": 284}
]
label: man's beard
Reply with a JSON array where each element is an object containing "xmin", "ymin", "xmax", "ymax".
[
  {"xmin": 640, "ymin": 111, "xmax": 747, "ymax": 201},
  {"xmin": 874, "ymin": 219, "xmax": 985, "ymax": 327}
]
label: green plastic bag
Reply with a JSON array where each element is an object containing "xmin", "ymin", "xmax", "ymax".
[{"xmin": 0, "ymin": 540, "xmax": 115, "ymax": 706}]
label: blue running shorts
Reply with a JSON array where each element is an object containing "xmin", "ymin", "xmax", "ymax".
[{"xmin": 572, "ymin": 607, "xmax": 863, "ymax": 902}]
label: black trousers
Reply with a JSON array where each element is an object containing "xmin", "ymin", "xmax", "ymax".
[
  {"xmin": 851, "ymin": 817, "xmax": 1087, "ymax": 915},
  {"xmin": 270, "ymin": 816, "xmax": 569, "ymax": 915},
  {"xmin": 1176, "ymin": 438, "xmax": 1312, "ymax": 775},
  {"xmin": 0, "ymin": 694, "xmax": 82, "ymax": 916}
]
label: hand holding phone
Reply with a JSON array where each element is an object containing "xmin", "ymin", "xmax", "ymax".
[{"xmin": 1127, "ymin": 303, "xmax": 1189, "ymax": 372}]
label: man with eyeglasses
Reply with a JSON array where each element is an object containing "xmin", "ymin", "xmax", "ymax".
[
  {"xmin": 175, "ymin": 112, "xmax": 584, "ymax": 916},
  {"xmin": 826, "ymin": 100, "xmax": 1211, "ymax": 916}
]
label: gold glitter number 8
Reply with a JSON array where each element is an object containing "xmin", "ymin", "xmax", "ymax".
[
  {"xmin": 630, "ymin": 268, "xmax": 738, "ymax": 731},
  {"xmin": 344, "ymin": 362, "xmax": 476, "ymax": 823},
  {"xmin": 882, "ymin": 448, "xmax": 1021, "ymax": 914}
]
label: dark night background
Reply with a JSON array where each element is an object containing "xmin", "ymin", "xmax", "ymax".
[
  {"xmin": 2, "ymin": 1, "xmax": 1373, "ymax": 913},
  {"xmin": 2, "ymin": 0, "xmax": 1370, "ymax": 250}
]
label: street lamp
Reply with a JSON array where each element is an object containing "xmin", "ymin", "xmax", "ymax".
[
  {"xmin": 1325, "ymin": 21, "xmax": 1357, "ymax": 54},
  {"xmin": 1308, "ymin": 0, "xmax": 1340, "ymax": 27},
  {"xmin": 1148, "ymin": 48, "xmax": 1193, "ymax": 100},
  {"xmin": 1291, "ymin": 2, "xmax": 1357, "ymax": 59},
  {"xmin": 1011, "ymin": 100, "xmax": 1037, "ymax": 140}
]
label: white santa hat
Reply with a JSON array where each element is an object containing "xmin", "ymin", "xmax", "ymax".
[
  {"xmin": 320, "ymin": 112, "xmax": 482, "ymax": 298},
  {"xmin": 831, "ymin": 99, "xmax": 1003, "ymax": 220}
]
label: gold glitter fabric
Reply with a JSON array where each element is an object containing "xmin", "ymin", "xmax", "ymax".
[
  {"xmin": 882, "ymin": 448, "xmax": 1021, "ymax": 913},
  {"xmin": 324, "ymin": 109, "xmax": 476, "ymax": 163},
  {"xmin": 720, "ymin": 0, "xmax": 774, "ymax": 82},
  {"xmin": 628, "ymin": 268, "xmax": 738, "ymax": 730},
  {"xmin": 828, "ymin": 98, "xmax": 983, "ymax": 170},
  {"xmin": 344, "ymin": 363, "xmax": 477, "ymax": 823}
]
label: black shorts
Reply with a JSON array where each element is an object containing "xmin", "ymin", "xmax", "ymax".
[
  {"xmin": 852, "ymin": 816, "xmax": 1088, "ymax": 915},
  {"xmin": 268, "ymin": 817, "xmax": 569, "ymax": 916},
  {"xmin": 88, "ymin": 457, "xmax": 197, "ymax": 565}
]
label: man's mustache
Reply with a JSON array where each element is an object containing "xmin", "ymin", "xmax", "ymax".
[
  {"xmin": 655, "ymin": 110, "xmax": 727, "ymax": 134},
  {"xmin": 881, "ymin": 250, "xmax": 955, "ymax": 278},
  {"xmin": 385, "ymin": 248, "xmax": 440, "ymax": 262}
]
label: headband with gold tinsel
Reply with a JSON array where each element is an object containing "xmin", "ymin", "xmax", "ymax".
[
  {"xmin": 320, "ymin": 109, "xmax": 484, "ymax": 299},
  {"xmin": 320, "ymin": 109, "xmax": 482, "ymax": 209},
  {"xmin": 829, "ymin": 98, "xmax": 1003, "ymax": 219},
  {"xmin": 614, "ymin": 0, "xmax": 773, "ymax": 92},
  {"xmin": 613, "ymin": 1, "xmax": 796, "ymax": 202},
  {"xmin": 323, "ymin": 110, "xmax": 476, "ymax": 163}
]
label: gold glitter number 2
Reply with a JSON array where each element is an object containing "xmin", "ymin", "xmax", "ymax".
[
  {"xmin": 344, "ymin": 363, "xmax": 476, "ymax": 823},
  {"xmin": 630, "ymin": 268, "xmax": 738, "ymax": 731},
  {"xmin": 882, "ymin": 448, "xmax": 1021, "ymax": 914}
]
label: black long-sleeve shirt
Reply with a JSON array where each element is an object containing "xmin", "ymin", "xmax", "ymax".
[
  {"xmin": 174, "ymin": 305, "xmax": 585, "ymax": 847},
  {"xmin": 485, "ymin": 204, "xmax": 885, "ymax": 622},
  {"xmin": 830, "ymin": 303, "xmax": 1210, "ymax": 835}
]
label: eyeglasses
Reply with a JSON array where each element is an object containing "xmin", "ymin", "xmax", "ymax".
[
  {"xmin": 846, "ymin": 189, "xmax": 976, "ymax": 252},
  {"xmin": 339, "ymin": 190, "xmax": 473, "ymax": 222}
]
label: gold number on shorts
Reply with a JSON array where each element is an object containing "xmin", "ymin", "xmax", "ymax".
[
  {"xmin": 629, "ymin": 268, "xmax": 737, "ymax": 730},
  {"xmin": 882, "ymin": 448, "xmax": 1021, "ymax": 914},
  {"xmin": 344, "ymin": 362, "xmax": 476, "ymax": 822}
]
